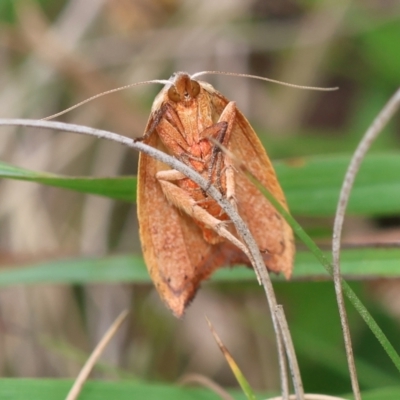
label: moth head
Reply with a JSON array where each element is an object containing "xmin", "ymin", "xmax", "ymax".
[{"xmin": 168, "ymin": 72, "xmax": 200, "ymax": 103}]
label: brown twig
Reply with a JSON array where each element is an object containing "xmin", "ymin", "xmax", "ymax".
[
  {"xmin": 332, "ymin": 87, "xmax": 400, "ymax": 400},
  {"xmin": 65, "ymin": 309, "xmax": 129, "ymax": 400},
  {"xmin": 275, "ymin": 306, "xmax": 304, "ymax": 400}
]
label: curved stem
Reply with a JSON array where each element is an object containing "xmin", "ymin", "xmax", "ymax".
[{"xmin": 332, "ymin": 87, "xmax": 400, "ymax": 400}]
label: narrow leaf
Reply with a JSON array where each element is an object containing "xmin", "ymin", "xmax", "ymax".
[{"xmin": 206, "ymin": 318, "xmax": 257, "ymax": 400}]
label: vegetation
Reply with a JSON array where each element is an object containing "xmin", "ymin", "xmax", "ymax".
[{"xmin": 0, "ymin": 1, "xmax": 399, "ymax": 399}]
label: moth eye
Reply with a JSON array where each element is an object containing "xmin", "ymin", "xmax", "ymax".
[
  {"xmin": 191, "ymin": 80, "xmax": 200, "ymax": 97},
  {"xmin": 168, "ymin": 86, "xmax": 181, "ymax": 102}
]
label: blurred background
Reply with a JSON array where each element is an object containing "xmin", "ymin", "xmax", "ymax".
[{"xmin": 0, "ymin": 0, "xmax": 399, "ymax": 396}]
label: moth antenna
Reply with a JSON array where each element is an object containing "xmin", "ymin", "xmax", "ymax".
[
  {"xmin": 191, "ymin": 71, "xmax": 338, "ymax": 91},
  {"xmin": 42, "ymin": 79, "xmax": 170, "ymax": 121}
]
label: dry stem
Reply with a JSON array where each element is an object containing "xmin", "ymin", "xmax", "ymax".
[
  {"xmin": 332, "ymin": 87, "xmax": 400, "ymax": 400},
  {"xmin": 65, "ymin": 309, "xmax": 129, "ymax": 400}
]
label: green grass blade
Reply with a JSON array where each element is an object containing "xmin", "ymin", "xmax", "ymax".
[
  {"xmin": 207, "ymin": 318, "xmax": 257, "ymax": 400},
  {"xmin": 0, "ymin": 161, "xmax": 136, "ymax": 202},
  {"xmin": 0, "ymin": 255, "xmax": 148, "ymax": 286},
  {"xmin": 0, "ymin": 248, "xmax": 400, "ymax": 287},
  {"xmin": 0, "ymin": 378, "xmax": 249, "ymax": 400},
  {"xmin": 1, "ymin": 152, "xmax": 400, "ymax": 215},
  {"xmin": 0, "ymin": 378, "xmax": 398, "ymax": 399},
  {"xmin": 275, "ymin": 152, "xmax": 400, "ymax": 216}
]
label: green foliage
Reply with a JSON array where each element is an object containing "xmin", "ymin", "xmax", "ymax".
[
  {"xmin": 0, "ymin": 379, "xmax": 399, "ymax": 399},
  {"xmin": 0, "ymin": 161, "xmax": 136, "ymax": 202},
  {"xmin": 1, "ymin": 151, "xmax": 400, "ymax": 216},
  {"xmin": 1, "ymin": 248, "xmax": 400, "ymax": 287}
]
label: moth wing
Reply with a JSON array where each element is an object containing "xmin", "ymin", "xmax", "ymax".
[
  {"xmin": 204, "ymin": 84, "xmax": 295, "ymax": 278},
  {"xmin": 137, "ymin": 130, "xmax": 229, "ymax": 316}
]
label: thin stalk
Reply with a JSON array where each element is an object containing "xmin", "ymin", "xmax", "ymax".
[{"xmin": 331, "ymin": 87, "xmax": 400, "ymax": 400}]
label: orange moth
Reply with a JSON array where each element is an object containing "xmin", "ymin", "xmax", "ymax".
[{"xmin": 137, "ymin": 71, "xmax": 294, "ymax": 317}]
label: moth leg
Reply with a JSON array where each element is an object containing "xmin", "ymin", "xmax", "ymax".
[
  {"xmin": 141, "ymin": 104, "xmax": 190, "ymax": 158},
  {"xmin": 156, "ymin": 169, "xmax": 186, "ymax": 181},
  {"xmin": 203, "ymin": 123, "xmax": 228, "ymax": 187},
  {"xmin": 155, "ymin": 170, "xmax": 213, "ymax": 207},
  {"xmin": 156, "ymin": 170, "xmax": 251, "ymax": 259},
  {"xmin": 208, "ymin": 101, "xmax": 238, "ymax": 207},
  {"xmin": 196, "ymin": 122, "xmax": 227, "ymax": 186},
  {"xmin": 139, "ymin": 103, "xmax": 168, "ymax": 141},
  {"xmin": 199, "ymin": 101, "xmax": 236, "ymax": 142},
  {"xmin": 223, "ymin": 159, "xmax": 237, "ymax": 208},
  {"xmin": 180, "ymin": 152, "xmax": 204, "ymax": 165}
]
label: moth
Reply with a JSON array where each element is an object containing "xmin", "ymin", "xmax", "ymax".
[{"xmin": 137, "ymin": 72, "xmax": 294, "ymax": 317}]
